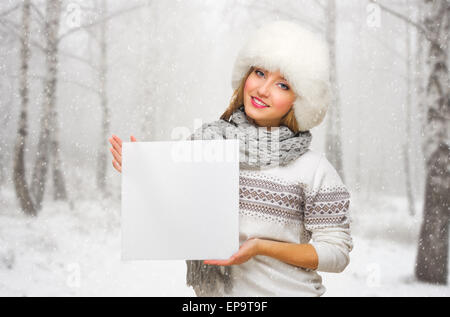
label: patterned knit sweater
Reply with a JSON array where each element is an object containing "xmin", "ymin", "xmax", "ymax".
[{"xmin": 213, "ymin": 148, "xmax": 353, "ymax": 297}]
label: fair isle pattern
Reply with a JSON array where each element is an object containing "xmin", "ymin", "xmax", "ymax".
[
  {"xmin": 239, "ymin": 171, "xmax": 304, "ymax": 225},
  {"xmin": 238, "ymin": 171, "xmax": 351, "ymax": 228},
  {"xmin": 304, "ymin": 185, "xmax": 350, "ymax": 229},
  {"xmin": 239, "ymin": 201, "xmax": 302, "ymax": 225}
]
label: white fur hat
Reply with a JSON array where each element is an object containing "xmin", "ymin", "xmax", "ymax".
[{"xmin": 231, "ymin": 20, "xmax": 331, "ymax": 131}]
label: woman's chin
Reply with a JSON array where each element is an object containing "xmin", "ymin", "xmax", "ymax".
[{"xmin": 245, "ymin": 104, "xmax": 271, "ymax": 118}]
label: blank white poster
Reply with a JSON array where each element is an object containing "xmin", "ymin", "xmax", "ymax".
[{"xmin": 121, "ymin": 139, "xmax": 240, "ymax": 261}]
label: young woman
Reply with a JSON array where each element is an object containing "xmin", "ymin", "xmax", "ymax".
[{"xmin": 109, "ymin": 21, "xmax": 353, "ymax": 297}]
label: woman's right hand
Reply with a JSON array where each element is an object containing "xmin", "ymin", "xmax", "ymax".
[{"xmin": 109, "ymin": 134, "xmax": 137, "ymax": 173}]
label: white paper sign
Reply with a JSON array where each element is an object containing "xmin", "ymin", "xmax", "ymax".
[{"xmin": 121, "ymin": 139, "xmax": 240, "ymax": 260}]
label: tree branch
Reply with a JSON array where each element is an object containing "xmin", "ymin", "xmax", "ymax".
[
  {"xmin": 59, "ymin": 50, "xmax": 99, "ymax": 72},
  {"xmin": 58, "ymin": 3, "xmax": 145, "ymax": 43},
  {"xmin": 9, "ymin": 73, "xmax": 100, "ymax": 96},
  {"xmin": 0, "ymin": 18, "xmax": 45, "ymax": 52},
  {"xmin": 30, "ymin": 2, "xmax": 45, "ymax": 24},
  {"xmin": 368, "ymin": 0, "xmax": 429, "ymax": 38},
  {"xmin": 0, "ymin": 3, "xmax": 20, "ymax": 18}
]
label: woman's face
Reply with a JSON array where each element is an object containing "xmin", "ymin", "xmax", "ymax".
[{"xmin": 243, "ymin": 67, "xmax": 296, "ymax": 128}]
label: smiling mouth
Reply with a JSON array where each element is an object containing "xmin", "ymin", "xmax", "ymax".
[{"xmin": 251, "ymin": 96, "xmax": 270, "ymax": 108}]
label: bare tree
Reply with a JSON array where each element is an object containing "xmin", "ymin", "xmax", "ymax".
[
  {"xmin": 13, "ymin": 0, "xmax": 36, "ymax": 215},
  {"xmin": 415, "ymin": 0, "xmax": 449, "ymax": 285},
  {"xmin": 2, "ymin": 1, "xmax": 145, "ymax": 212},
  {"xmin": 403, "ymin": 0, "xmax": 416, "ymax": 216},
  {"xmin": 0, "ymin": 80, "xmax": 14, "ymax": 186},
  {"xmin": 324, "ymin": 0, "xmax": 345, "ymax": 182},
  {"xmin": 50, "ymin": 103, "xmax": 67, "ymax": 200},
  {"xmin": 0, "ymin": 14, "xmax": 17, "ymax": 187},
  {"xmin": 30, "ymin": 0, "xmax": 62, "ymax": 211},
  {"xmin": 414, "ymin": 0, "xmax": 426, "ymax": 191},
  {"xmin": 56, "ymin": 1, "xmax": 145, "ymax": 196},
  {"xmin": 2, "ymin": 1, "xmax": 67, "ymax": 206},
  {"xmin": 49, "ymin": 1, "xmax": 67, "ymax": 202},
  {"xmin": 95, "ymin": 0, "xmax": 110, "ymax": 195},
  {"xmin": 372, "ymin": 0, "xmax": 449, "ymax": 285},
  {"xmin": 139, "ymin": 0, "xmax": 158, "ymax": 141}
]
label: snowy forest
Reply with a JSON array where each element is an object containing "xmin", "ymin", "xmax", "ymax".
[{"xmin": 0, "ymin": 0, "xmax": 448, "ymax": 296}]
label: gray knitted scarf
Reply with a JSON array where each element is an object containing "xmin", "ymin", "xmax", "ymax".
[{"xmin": 185, "ymin": 105, "xmax": 312, "ymax": 296}]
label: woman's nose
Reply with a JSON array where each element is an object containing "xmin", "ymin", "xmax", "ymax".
[{"xmin": 257, "ymin": 81, "xmax": 271, "ymax": 97}]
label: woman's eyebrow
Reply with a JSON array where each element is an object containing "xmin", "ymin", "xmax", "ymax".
[{"xmin": 257, "ymin": 68, "xmax": 287, "ymax": 81}]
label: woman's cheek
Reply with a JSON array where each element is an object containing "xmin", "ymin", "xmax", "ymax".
[
  {"xmin": 272, "ymin": 96, "xmax": 292, "ymax": 111},
  {"xmin": 244, "ymin": 75, "xmax": 260, "ymax": 92},
  {"xmin": 244, "ymin": 79, "xmax": 252, "ymax": 93}
]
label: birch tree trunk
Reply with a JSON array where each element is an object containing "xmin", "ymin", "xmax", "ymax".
[
  {"xmin": 50, "ymin": 104, "xmax": 67, "ymax": 201},
  {"xmin": 403, "ymin": 1, "xmax": 416, "ymax": 216},
  {"xmin": 414, "ymin": 0, "xmax": 426, "ymax": 192},
  {"xmin": 96, "ymin": 0, "xmax": 110, "ymax": 196},
  {"xmin": 415, "ymin": 0, "xmax": 449, "ymax": 285},
  {"xmin": 50, "ymin": 1, "xmax": 67, "ymax": 201},
  {"xmin": 324, "ymin": 0, "xmax": 345, "ymax": 182},
  {"xmin": 13, "ymin": 0, "xmax": 36, "ymax": 216},
  {"xmin": 31, "ymin": 0, "xmax": 62, "ymax": 211},
  {"xmin": 0, "ymin": 78, "xmax": 15, "ymax": 187},
  {"xmin": 140, "ymin": 0, "xmax": 157, "ymax": 141}
]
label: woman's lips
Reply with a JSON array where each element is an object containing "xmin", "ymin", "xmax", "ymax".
[{"xmin": 251, "ymin": 96, "xmax": 269, "ymax": 109}]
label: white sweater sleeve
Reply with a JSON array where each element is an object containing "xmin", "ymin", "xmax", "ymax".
[{"xmin": 303, "ymin": 155, "xmax": 353, "ymax": 273}]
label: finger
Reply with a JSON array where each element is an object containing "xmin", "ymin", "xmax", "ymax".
[
  {"xmin": 204, "ymin": 260, "xmax": 223, "ymax": 265},
  {"xmin": 110, "ymin": 147, "xmax": 122, "ymax": 166},
  {"xmin": 112, "ymin": 134, "xmax": 122, "ymax": 147},
  {"xmin": 204, "ymin": 259, "xmax": 232, "ymax": 266},
  {"xmin": 112, "ymin": 159, "xmax": 122, "ymax": 173},
  {"xmin": 130, "ymin": 135, "xmax": 137, "ymax": 142},
  {"xmin": 109, "ymin": 137, "xmax": 122, "ymax": 155}
]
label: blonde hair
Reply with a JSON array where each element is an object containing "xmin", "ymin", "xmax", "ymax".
[{"xmin": 220, "ymin": 66, "xmax": 300, "ymax": 133}]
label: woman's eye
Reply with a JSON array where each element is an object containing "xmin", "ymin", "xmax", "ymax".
[
  {"xmin": 255, "ymin": 69, "xmax": 289, "ymax": 90},
  {"xmin": 278, "ymin": 83, "xmax": 289, "ymax": 90}
]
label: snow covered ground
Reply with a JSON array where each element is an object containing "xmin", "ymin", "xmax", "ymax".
[{"xmin": 0, "ymin": 185, "xmax": 448, "ymax": 297}]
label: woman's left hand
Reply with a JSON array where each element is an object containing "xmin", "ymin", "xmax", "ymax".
[{"xmin": 203, "ymin": 238, "xmax": 260, "ymax": 266}]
